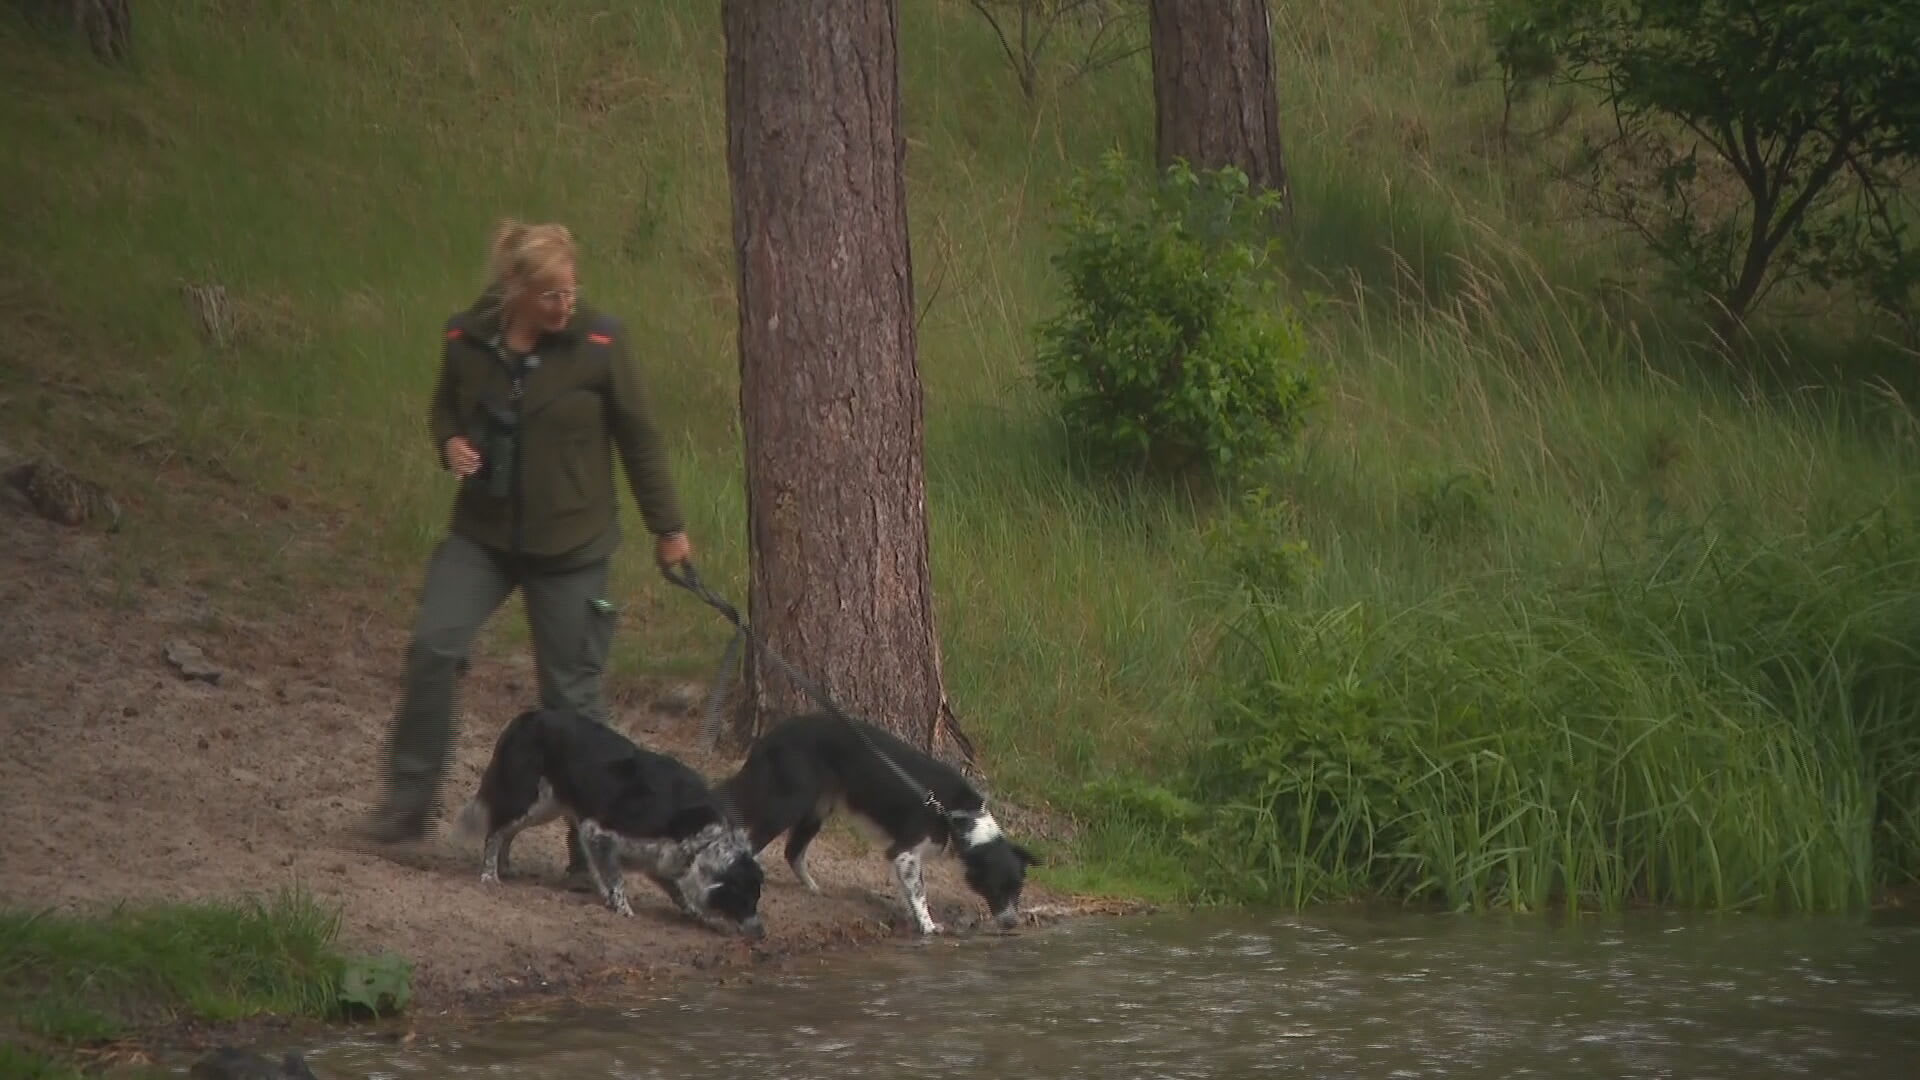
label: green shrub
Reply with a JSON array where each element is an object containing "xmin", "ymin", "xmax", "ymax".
[
  {"xmin": 1033, "ymin": 151, "xmax": 1316, "ymax": 479},
  {"xmin": 1407, "ymin": 465, "xmax": 1496, "ymax": 541},
  {"xmin": 1202, "ymin": 485, "xmax": 1319, "ymax": 598}
]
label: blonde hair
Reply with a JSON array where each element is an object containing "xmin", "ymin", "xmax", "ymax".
[{"xmin": 486, "ymin": 219, "xmax": 577, "ymax": 310}]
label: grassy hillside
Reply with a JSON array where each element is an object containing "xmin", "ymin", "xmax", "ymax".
[{"xmin": 5, "ymin": 0, "xmax": 1916, "ymax": 910}]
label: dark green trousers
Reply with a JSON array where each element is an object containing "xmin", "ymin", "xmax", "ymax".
[{"xmin": 381, "ymin": 532, "xmax": 618, "ymax": 864}]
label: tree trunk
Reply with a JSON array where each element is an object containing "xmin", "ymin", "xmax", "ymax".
[
  {"xmin": 721, "ymin": 0, "xmax": 968, "ymax": 764},
  {"xmin": 1148, "ymin": 0, "xmax": 1290, "ymax": 208},
  {"xmin": 26, "ymin": 0, "xmax": 132, "ymax": 62}
]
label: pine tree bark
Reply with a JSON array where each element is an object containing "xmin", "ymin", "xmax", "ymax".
[
  {"xmin": 721, "ymin": 0, "xmax": 966, "ymax": 761},
  {"xmin": 1148, "ymin": 0, "xmax": 1290, "ymax": 208}
]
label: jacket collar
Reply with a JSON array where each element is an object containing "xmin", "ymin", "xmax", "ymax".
[{"xmin": 451, "ymin": 289, "xmax": 595, "ymax": 350}]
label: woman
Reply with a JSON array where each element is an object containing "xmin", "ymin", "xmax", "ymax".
[{"xmin": 359, "ymin": 220, "xmax": 692, "ymax": 884}]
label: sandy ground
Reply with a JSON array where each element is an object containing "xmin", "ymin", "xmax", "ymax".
[{"xmin": 0, "ymin": 472, "xmax": 1122, "ymax": 1018}]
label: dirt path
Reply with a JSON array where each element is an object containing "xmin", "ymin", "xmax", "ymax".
[{"xmin": 0, "ymin": 472, "xmax": 1117, "ymax": 1014}]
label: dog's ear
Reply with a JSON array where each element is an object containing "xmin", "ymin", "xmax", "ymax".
[{"xmin": 1013, "ymin": 843, "xmax": 1041, "ymax": 868}]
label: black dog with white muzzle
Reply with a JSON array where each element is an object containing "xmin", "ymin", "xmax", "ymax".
[
  {"xmin": 456, "ymin": 708, "xmax": 766, "ymax": 939},
  {"xmin": 720, "ymin": 711, "xmax": 1039, "ymax": 934}
]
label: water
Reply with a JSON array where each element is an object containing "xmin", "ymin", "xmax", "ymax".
[{"xmin": 309, "ymin": 909, "xmax": 1920, "ymax": 1078}]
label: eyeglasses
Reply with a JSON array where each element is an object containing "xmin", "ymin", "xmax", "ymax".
[{"xmin": 537, "ymin": 288, "xmax": 578, "ymax": 305}]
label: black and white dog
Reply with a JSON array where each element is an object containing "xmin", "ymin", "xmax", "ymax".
[
  {"xmin": 455, "ymin": 708, "xmax": 766, "ymax": 939},
  {"xmin": 719, "ymin": 712, "xmax": 1039, "ymax": 935}
]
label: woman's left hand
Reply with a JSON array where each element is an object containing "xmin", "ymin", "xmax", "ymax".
[{"xmin": 654, "ymin": 531, "xmax": 691, "ymax": 570}]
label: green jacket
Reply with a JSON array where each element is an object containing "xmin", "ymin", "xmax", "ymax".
[{"xmin": 429, "ymin": 294, "xmax": 685, "ymax": 564}]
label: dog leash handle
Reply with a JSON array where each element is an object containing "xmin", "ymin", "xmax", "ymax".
[{"xmin": 665, "ymin": 560, "xmax": 742, "ymax": 626}]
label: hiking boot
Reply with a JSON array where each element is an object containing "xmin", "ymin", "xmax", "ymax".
[{"xmin": 353, "ymin": 793, "xmax": 432, "ymax": 847}]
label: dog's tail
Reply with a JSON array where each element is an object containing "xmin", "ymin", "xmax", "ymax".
[{"xmin": 451, "ymin": 797, "xmax": 488, "ymax": 845}]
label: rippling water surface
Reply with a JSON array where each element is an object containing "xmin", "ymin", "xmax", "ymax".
[{"xmin": 307, "ymin": 909, "xmax": 1920, "ymax": 1078}]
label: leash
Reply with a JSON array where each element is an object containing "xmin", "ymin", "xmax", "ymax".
[{"xmin": 663, "ymin": 561, "xmax": 956, "ymax": 823}]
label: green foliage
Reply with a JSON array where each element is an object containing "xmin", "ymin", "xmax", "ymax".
[
  {"xmin": 1407, "ymin": 466, "xmax": 1496, "ymax": 541},
  {"xmin": 0, "ymin": 1045, "xmax": 88, "ymax": 1080},
  {"xmin": 1202, "ymin": 486, "xmax": 1319, "ymax": 597},
  {"xmin": 1034, "ymin": 151, "xmax": 1316, "ymax": 479},
  {"xmin": 1486, "ymin": 0, "xmax": 1920, "ymax": 330},
  {"xmin": 336, "ymin": 952, "xmax": 412, "ymax": 1018},
  {"xmin": 1077, "ymin": 776, "xmax": 1206, "ymax": 836}
]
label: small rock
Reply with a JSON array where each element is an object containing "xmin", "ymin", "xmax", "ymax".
[
  {"xmin": 294, "ymin": 683, "xmax": 344, "ymax": 705},
  {"xmin": 164, "ymin": 640, "xmax": 223, "ymax": 685},
  {"xmin": 188, "ymin": 1046, "xmax": 318, "ymax": 1080},
  {"xmin": 124, "ymin": 705, "xmax": 140, "ymax": 718},
  {"xmin": 655, "ymin": 682, "xmax": 704, "ymax": 714},
  {"xmin": 3, "ymin": 457, "xmax": 122, "ymax": 530}
]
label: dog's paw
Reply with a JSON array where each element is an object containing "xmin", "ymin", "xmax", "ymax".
[
  {"xmin": 479, "ymin": 870, "xmax": 501, "ymax": 886},
  {"xmin": 789, "ymin": 861, "xmax": 822, "ymax": 894}
]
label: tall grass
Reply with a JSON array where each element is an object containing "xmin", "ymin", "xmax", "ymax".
[
  {"xmin": 4, "ymin": 0, "xmax": 1917, "ymax": 907},
  {"xmin": 0, "ymin": 890, "xmax": 346, "ymax": 1046},
  {"xmin": 1073, "ymin": 241, "xmax": 1920, "ymax": 910},
  {"xmin": 1180, "ymin": 508, "xmax": 1918, "ymax": 914}
]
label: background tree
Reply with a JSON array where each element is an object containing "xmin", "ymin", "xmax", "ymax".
[
  {"xmin": 721, "ymin": 0, "xmax": 970, "ymax": 763},
  {"xmin": 21, "ymin": 0, "xmax": 131, "ymax": 62},
  {"xmin": 1147, "ymin": 0, "xmax": 1291, "ymax": 211},
  {"xmin": 1488, "ymin": 0, "xmax": 1920, "ymax": 342}
]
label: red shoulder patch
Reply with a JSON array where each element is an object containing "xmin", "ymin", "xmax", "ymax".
[
  {"xmin": 445, "ymin": 328, "xmax": 463, "ymax": 341},
  {"xmin": 588, "ymin": 332, "xmax": 613, "ymax": 346}
]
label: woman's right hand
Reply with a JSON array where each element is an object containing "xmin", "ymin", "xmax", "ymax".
[{"xmin": 444, "ymin": 436, "xmax": 482, "ymax": 478}]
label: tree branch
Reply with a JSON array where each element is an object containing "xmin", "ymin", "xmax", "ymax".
[
  {"xmin": 1762, "ymin": 124, "xmax": 1857, "ymax": 256},
  {"xmin": 1739, "ymin": 116, "xmax": 1771, "ymax": 201},
  {"xmin": 1766, "ymin": 124, "xmax": 1809, "ymax": 209},
  {"xmin": 969, "ymin": 0, "xmax": 1029, "ymax": 90},
  {"xmin": 1669, "ymin": 111, "xmax": 1745, "ymax": 182}
]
